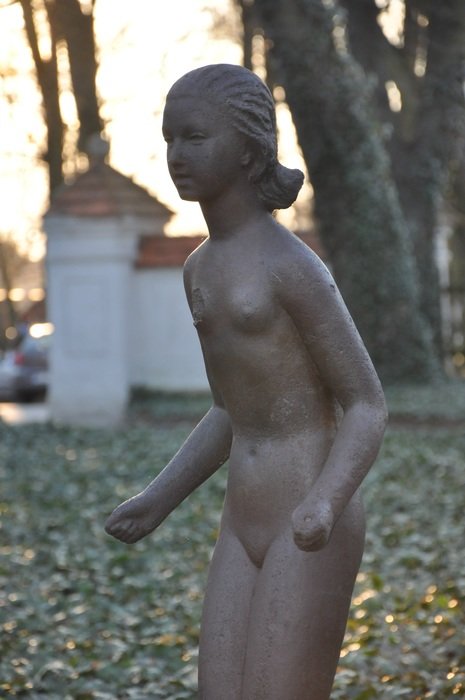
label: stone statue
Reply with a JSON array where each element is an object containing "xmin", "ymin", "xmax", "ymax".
[{"xmin": 105, "ymin": 64, "xmax": 388, "ymax": 699}]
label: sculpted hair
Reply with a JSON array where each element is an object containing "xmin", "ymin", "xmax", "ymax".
[{"xmin": 167, "ymin": 64, "xmax": 304, "ymax": 211}]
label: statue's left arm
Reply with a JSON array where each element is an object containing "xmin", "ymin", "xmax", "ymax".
[{"xmin": 276, "ymin": 245, "xmax": 388, "ymax": 552}]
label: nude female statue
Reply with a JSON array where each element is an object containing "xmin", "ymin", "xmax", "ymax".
[{"xmin": 105, "ymin": 64, "xmax": 388, "ymax": 699}]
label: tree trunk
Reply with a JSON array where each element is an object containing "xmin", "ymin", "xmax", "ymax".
[
  {"xmin": 342, "ymin": 0, "xmax": 465, "ymax": 359},
  {"xmin": 46, "ymin": 0, "xmax": 102, "ymax": 153},
  {"xmin": 19, "ymin": 0, "xmax": 64, "ymax": 192},
  {"xmin": 238, "ymin": 0, "xmax": 256, "ymax": 71},
  {"xmin": 254, "ymin": 0, "xmax": 439, "ymax": 383},
  {"xmin": 19, "ymin": 0, "xmax": 102, "ymax": 192},
  {"xmin": 395, "ymin": 1, "xmax": 465, "ymax": 356}
]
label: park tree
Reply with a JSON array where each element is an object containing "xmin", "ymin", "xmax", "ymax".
[
  {"xmin": 243, "ymin": 0, "xmax": 465, "ymax": 382},
  {"xmin": 339, "ymin": 0, "xmax": 465, "ymax": 360},
  {"xmin": 18, "ymin": 0, "xmax": 101, "ymax": 192},
  {"xmin": 14, "ymin": 0, "xmax": 463, "ymax": 383}
]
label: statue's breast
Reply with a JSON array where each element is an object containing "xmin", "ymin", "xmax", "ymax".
[
  {"xmin": 228, "ymin": 287, "xmax": 275, "ymax": 334},
  {"xmin": 191, "ymin": 275, "xmax": 275, "ymax": 336}
]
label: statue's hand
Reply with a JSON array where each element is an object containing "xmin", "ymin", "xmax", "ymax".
[
  {"xmin": 105, "ymin": 490, "xmax": 162, "ymax": 544},
  {"xmin": 291, "ymin": 497, "xmax": 335, "ymax": 552}
]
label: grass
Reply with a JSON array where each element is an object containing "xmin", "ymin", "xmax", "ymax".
[{"xmin": 0, "ymin": 383, "xmax": 464, "ymax": 699}]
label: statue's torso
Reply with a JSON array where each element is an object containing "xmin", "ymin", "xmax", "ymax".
[{"xmin": 185, "ymin": 233, "xmax": 363, "ymax": 565}]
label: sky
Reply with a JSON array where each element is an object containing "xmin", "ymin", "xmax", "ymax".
[
  {"xmin": 0, "ymin": 1, "xmax": 48, "ymax": 258},
  {"xmin": 93, "ymin": 0, "xmax": 245, "ymax": 236},
  {"xmin": 0, "ymin": 0, "xmax": 404, "ymax": 260},
  {"xmin": 0, "ymin": 0, "xmax": 312, "ymax": 261}
]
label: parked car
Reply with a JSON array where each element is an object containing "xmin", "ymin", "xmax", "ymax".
[
  {"xmin": 0, "ymin": 350, "xmax": 20, "ymax": 400},
  {"xmin": 0, "ymin": 323, "xmax": 53, "ymax": 402}
]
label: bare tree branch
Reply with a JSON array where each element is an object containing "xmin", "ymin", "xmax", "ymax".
[{"xmin": 18, "ymin": 0, "xmax": 63, "ymax": 192}]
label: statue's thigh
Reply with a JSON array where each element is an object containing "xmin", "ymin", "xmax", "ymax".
[
  {"xmin": 198, "ymin": 529, "xmax": 258, "ymax": 700},
  {"xmin": 242, "ymin": 523, "xmax": 363, "ymax": 700}
]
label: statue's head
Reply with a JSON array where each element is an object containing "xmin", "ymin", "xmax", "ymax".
[{"xmin": 165, "ymin": 64, "xmax": 304, "ymax": 211}]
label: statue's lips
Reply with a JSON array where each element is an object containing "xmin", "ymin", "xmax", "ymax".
[
  {"xmin": 172, "ymin": 174, "xmax": 193, "ymax": 188},
  {"xmin": 170, "ymin": 169, "xmax": 190, "ymax": 180}
]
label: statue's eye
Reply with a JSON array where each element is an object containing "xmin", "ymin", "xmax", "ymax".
[{"xmin": 188, "ymin": 133, "xmax": 206, "ymax": 142}]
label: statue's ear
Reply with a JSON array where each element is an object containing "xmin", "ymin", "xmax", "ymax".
[
  {"xmin": 244, "ymin": 142, "xmax": 268, "ymax": 183},
  {"xmin": 240, "ymin": 148, "xmax": 253, "ymax": 168}
]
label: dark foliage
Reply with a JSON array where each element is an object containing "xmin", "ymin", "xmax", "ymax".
[{"xmin": 1, "ymin": 388, "xmax": 464, "ymax": 698}]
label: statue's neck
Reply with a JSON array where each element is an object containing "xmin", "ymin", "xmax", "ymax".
[{"xmin": 200, "ymin": 189, "xmax": 268, "ymax": 241}]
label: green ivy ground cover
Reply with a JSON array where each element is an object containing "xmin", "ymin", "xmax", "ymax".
[{"xmin": 1, "ymin": 390, "xmax": 464, "ymax": 699}]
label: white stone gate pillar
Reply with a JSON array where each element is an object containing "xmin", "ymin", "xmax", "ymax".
[{"xmin": 45, "ymin": 216, "xmax": 137, "ymax": 427}]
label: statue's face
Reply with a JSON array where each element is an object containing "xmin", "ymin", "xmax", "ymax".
[{"xmin": 162, "ymin": 94, "xmax": 247, "ymax": 204}]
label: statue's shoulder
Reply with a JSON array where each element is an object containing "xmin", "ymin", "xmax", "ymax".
[
  {"xmin": 271, "ymin": 224, "xmax": 328, "ymax": 278},
  {"xmin": 183, "ymin": 237, "xmax": 209, "ymax": 279}
]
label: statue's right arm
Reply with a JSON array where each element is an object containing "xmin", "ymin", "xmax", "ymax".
[
  {"xmin": 104, "ymin": 403, "xmax": 231, "ymax": 543},
  {"xmin": 105, "ymin": 248, "xmax": 232, "ymax": 544}
]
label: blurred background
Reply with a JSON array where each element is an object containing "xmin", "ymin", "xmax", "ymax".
[
  {"xmin": 0, "ymin": 0, "xmax": 464, "ymax": 419},
  {"xmin": 1, "ymin": 3, "xmax": 465, "ymax": 698}
]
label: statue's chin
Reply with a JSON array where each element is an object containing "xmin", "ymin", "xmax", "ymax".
[
  {"xmin": 172, "ymin": 182, "xmax": 197, "ymax": 201},
  {"xmin": 178, "ymin": 192, "xmax": 198, "ymax": 202}
]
